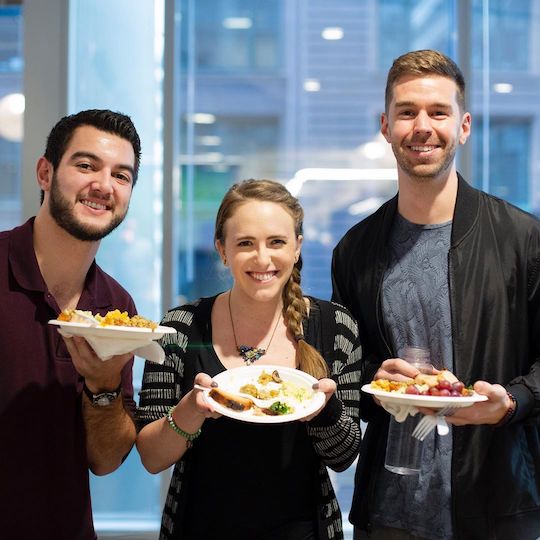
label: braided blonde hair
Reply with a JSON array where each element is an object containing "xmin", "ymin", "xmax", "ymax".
[{"xmin": 215, "ymin": 179, "xmax": 329, "ymax": 379}]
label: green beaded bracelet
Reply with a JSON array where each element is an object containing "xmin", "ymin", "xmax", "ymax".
[{"xmin": 166, "ymin": 405, "xmax": 202, "ymax": 448}]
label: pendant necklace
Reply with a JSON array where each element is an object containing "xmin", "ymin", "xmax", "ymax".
[{"xmin": 228, "ymin": 291, "xmax": 282, "ymax": 365}]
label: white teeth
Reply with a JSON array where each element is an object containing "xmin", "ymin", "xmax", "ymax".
[
  {"xmin": 251, "ymin": 272, "xmax": 274, "ymax": 281},
  {"xmin": 81, "ymin": 200, "xmax": 107, "ymax": 210},
  {"xmin": 411, "ymin": 146, "xmax": 435, "ymax": 152}
]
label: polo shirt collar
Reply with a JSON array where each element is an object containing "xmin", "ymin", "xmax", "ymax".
[{"xmin": 9, "ymin": 217, "xmax": 113, "ymax": 309}]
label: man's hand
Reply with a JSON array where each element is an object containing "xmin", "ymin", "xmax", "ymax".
[
  {"xmin": 444, "ymin": 381, "xmax": 513, "ymax": 426},
  {"xmin": 374, "ymin": 358, "xmax": 424, "ymax": 382},
  {"xmin": 63, "ymin": 335, "xmax": 136, "ymax": 475},
  {"xmin": 62, "ymin": 335, "xmax": 132, "ymax": 392}
]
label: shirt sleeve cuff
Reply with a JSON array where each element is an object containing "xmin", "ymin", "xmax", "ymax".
[{"xmin": 507, "ymin": 383, "xmax": 534, "ymax": 424}]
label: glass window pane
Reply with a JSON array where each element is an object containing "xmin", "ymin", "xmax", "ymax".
[
  {"xmin": 173, "ymin": 4, "xmax": 540, "ymax": 537},
  {"xmin": 0, "ymin": 4, "xmax": 23, "ymax": 231},
  {"xmin": 472, "ymin": 0, "xmax": 532, "ymax": 70},
  {"xmin": 472, "ymin": 119, "xmax": 531, "ymax": 209},
  {"xmin": 69, "ymin": 0, "xmax": 164, "ymax": 531}
]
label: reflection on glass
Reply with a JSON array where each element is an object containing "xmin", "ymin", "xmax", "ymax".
[
  {"xmin": 38, "ymin": 0, "xmax": 540, "ymax": 536},
  {"xmin": 0, "ymin": 5, "xmax": 23, "ymax": 231},
  {"xmin": 69, "ymin": 0, "xmax": 164, "ymax": 531}
]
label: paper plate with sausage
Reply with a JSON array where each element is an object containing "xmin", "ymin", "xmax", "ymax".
[{"xmin": 202, "ymin": 365, "xmax": 325, "ymax": 423}]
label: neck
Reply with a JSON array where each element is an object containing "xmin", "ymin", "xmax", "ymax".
[
  {"xmin": 228, "ymin": 287, "xmax": 283, "ymax": 320},
  {"xmin": 397, "ymin": 169, "xmax": 458, "ymax": 225},
  {"xmin": 34, "ymin": 209, "xmax": 99, "ymax": 309}
]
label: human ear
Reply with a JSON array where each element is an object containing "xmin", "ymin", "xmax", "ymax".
[
  {"xmin": 215, "ymin": 240, "xmax": 227, "ymax": 265},
  {"xmin": 36, "ymin": 157, "xmax": 53, "ymax": 191},
  {"xmin": 381, "ymin": 112, "xmax": 391, "ymax": 142},
  {"xmin": 295, "ymin": 235, "xmax": 303, "ymax": 263},
  {"xmin": 459, "ymin": 112, "xmax": 472, "ymax": 145}
]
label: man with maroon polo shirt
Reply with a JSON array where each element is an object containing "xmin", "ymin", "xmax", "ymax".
[{"xmin": 0, "ymin": 110, "xmax": 141, "ymax": 539}]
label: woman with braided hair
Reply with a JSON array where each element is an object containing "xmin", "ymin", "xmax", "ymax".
[{"xmin": 136, "ymin": 179, "xmax": 362, "ymax": 540}]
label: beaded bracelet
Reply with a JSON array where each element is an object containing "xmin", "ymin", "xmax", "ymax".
[
  {"xmin": 166, "ymin": 406, "xmax": 202, "ymax": 448},
  {"xmin": 495, "ymin": 391, "xmax": 517, "ymax": 427}
]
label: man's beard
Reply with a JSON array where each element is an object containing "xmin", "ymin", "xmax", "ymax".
[
  {"xmin": 49, "ymin": 174, "xmax": 127, "ymax": 241},
  {"xmin": 392, "ymin": 138, "xmax": 457, "ymax": 182}
]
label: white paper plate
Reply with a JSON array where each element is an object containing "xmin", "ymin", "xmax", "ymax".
[
  {"xmin": 48, "ymin": 320, "xmax": 176, "ymax": 362},
  {"xmin": 204, "ymin": 364, "xmax": 325, "ymax": 424},
  {"xmin": 361, "ymin": 384, "xmax": 488, "ymax": 409}
]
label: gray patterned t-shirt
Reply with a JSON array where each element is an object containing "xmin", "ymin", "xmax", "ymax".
[{"xmin": 371, "ymin": 213, "xmax": 453, "ymax": 540}]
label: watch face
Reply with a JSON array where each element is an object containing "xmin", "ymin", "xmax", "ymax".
[{"xmin": 94, "ymin": 392, "xmax": 118, "ymax": 407}]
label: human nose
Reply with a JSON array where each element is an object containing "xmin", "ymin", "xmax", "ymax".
[
  {"xmin": 413, "ymin": 110, "xmax": 432, "ymax": 135},
  {"xmin": 90, "ymin": 169, "xmax": 114, "ymax": 194},
  {"xmin": 253, "ymin": 245, "xmax": 271, "ymax": 266}
]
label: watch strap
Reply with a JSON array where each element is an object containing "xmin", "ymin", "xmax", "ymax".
[{"xmin": 495, "ymin": 391, "xmax": 517, "ymax": 427}]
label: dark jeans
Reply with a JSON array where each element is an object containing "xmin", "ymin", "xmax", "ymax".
[{"xmin": 354, "ymin": 526, "xmax": 426, "ymax": 540}]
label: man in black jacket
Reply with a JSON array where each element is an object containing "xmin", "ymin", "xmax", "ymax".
[{"xmin": 332, "ymin": 50, "xmax": 540, "ymax": 540}]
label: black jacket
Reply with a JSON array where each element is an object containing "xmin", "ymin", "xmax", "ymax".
[{"xmin": 331, "ymin": 176, "xmax": 540, "ymax": 540}]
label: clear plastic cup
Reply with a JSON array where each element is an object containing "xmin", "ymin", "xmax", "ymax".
[
  {"xmin": 401, "ymin": 346, "xmax": 434, "ymax": 371},
  {"xmin": 384, "ymin": 415, "xmax": 424, "ymax": 475},
  {"xmin": 384, "ymin": 346, "xmax": 431, "ymax": 475}
]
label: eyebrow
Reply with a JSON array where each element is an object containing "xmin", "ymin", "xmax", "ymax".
[
  {"xmin": 68, "ymin": 151, "xmax": 135, "ymax": 177},
  {"xmin": 394, "ymin": 100, "xmax": 452, "ymax": 109},
  {"xmin": 233, "ymin": 234, "xmax": 289, "ymax": 241}
]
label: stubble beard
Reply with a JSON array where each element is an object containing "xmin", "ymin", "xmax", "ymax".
[
  {"xmin": 393, "ymin": 139, "xmax": 457, "ymax": 183},
  {"xmin": 49, "ymin": 173, "xmax": 127, "ymax": 242}
]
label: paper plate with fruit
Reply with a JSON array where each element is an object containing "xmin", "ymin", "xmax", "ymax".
[{"xmin": 361, "ymin": 370, "xmax": 488, "ymax": 409}]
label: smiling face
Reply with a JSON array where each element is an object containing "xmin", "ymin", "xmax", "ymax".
[
  {"xmin": 39, "ymin": 125, "xmax": 135, "ymax": 241},
  {"xmin": 381, "ymin": 75, "xmax": 471, "ymax": 183},
  {"xmin": 216, "ymin": 200, "xmax": 302, "ymax": 304}
]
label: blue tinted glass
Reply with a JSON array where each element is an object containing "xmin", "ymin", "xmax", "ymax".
[
  {"xmin": 378, "ymin": 0, "xmax": 455, "ymax": 70},
  {"xmin": 472, "ymin": 119, "xmax": 531, "ymax": 210},
  {"xmin": 182, "ymin": 0, "xmax": 281, "ymax": 72},
  {"xmin": 0, "ymin": 5, "xmax": 23, "ymax": 231},
  {"xmin": 69, "ymin": 0, "xmax": 164, "ymax": 530},
  {"xmin": 472, "ymin": 0, "xmax": 531, "ymax": 70}
]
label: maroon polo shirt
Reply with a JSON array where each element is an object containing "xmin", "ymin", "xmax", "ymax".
[{"xmin": 0, "ymin": 218, "xmax": 136, "ymax": 540}]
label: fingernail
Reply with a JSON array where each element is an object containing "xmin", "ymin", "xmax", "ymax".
[
  {"xmin": 312, "ymin": 382, "xmax": 319, "ymax": 390},
  {"xmin": 210, "ymin": 381, "xmax": 218, "ymax": 388}
]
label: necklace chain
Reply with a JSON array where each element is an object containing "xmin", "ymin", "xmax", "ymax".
[{"xmin": 227, "ymin": 291, "xmax": 282, "ymax": 365}]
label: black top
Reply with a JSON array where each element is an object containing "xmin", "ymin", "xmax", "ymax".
[
  {"xmin": 331, "ymin": 175, "xmax": 540, "ymax": 538},
  {"xmin": 137, "ymin": 294, "xmax": 363, "ymax": 540},
  {"xmin": 183, "ymin": 303, "xmax": 319, "ymax": 539}
]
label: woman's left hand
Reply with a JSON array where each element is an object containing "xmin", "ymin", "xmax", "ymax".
[{"xmin": 301, "ymin": 377, "xmax": 337, "ymax": 421}]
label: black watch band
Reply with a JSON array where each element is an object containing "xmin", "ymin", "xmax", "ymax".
[{"xmin": 83, "ymin": 383, "xmax": 122, "ymax": 407}]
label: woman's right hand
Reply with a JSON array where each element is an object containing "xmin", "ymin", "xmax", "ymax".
[{"xmin": 189, "ymin": 372, "xmax": 222, "ymax": 419}]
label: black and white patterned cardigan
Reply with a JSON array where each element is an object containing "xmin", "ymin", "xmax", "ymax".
[{"xmin": 137, "ymin": 295, "xmax": 362, "ymax": 540}]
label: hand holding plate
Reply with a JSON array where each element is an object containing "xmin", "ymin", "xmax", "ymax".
[
  {"xmin": 191, "ymin": 373, "xmax": 222, "ymax": 419},
  {"xmin": 444, "ymin": 381, "xmax": 511, "ymax": 426},
  {"xmin": 62, "ymin": 334, "xmax": 131, "ymax": 393},
  {"xmin": 300, "ymin": 377, "xmax": 336, "ymax": 422},
  {"xmin": 375, "ymin": 357, "xmax": 427, "ymax": 382}
]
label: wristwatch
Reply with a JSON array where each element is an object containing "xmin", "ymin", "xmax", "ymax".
[{"xmin": 83, "ymin": 383, "xmax": 122, "ymax": 407}]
